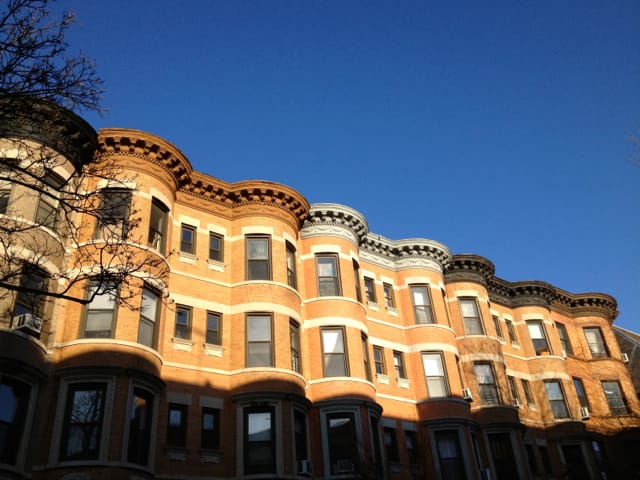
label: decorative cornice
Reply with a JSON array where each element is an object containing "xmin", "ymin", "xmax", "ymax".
[
  {"xmin": 0, "ymin": 97, "xmax": 97, "ymax": 169},
  {"xmin": 301, "ymin": 203, "xmax": 369, "ymax": 244},
  {"xmin": 361, "ymin": 234, "xmax": 451, "ymax": 273},
  {"xmin": 444, "ymin": 254, "xmax": 495, "ymax": 286},
  {"xmin": 97, "ymin": 129, "xmax": 310, "ymax": 228}
]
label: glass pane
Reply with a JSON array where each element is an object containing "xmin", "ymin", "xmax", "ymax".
[
  {"xmin": 319, "ymin": 278, "xmax": 339, "ymax": 296},
  {"xmin": 85, "ymin": 312, "xmax": 113, "ymax": 337},
  {"xmin": 545, "ymin": 382, "xmax": 563, "ymax": 400},
  {"xmin": 323, "ymin": 330, "xmax": 344, "ymax": 353},
  {"xmin": 423, "ymin": 355, "xmax": 443, "ymax": 375},
  {"xmin": 324, "ymin": 354, "xmax": 346, "ymax": 376},
  {"xmin": 411, "ymin": 287, "xmax": 428, "ymax": 305},
  {"xmin": 248, "ymin": 343, "xmax": 271, "ymax": 366},
  {"xmin": 141, "ymin": 289, "xmax": 157, "ymax": 321},
  {"xmin": 248, "ymin": 316, "xmax": 271, "ymax": 341},
  {"xmin": 474, "ymin": 364, "xmax": 493, "ymax": 382},
  {"xmin": 317, "ymin": 257, "xmax": 337, "ymax": 276},
  {"xmin": 248, "ymin": 260, "xmax": 269, "ymax": 279},
  {"xmin": 460, "ymin": 300, "xmax": 477, "ymax": 317},
  {"xmin": 427, "ymin": 378, "xmax": 447, "ymax": 397},
  {"xmin": 528, "ymin": 322, "xmax": 543, "ymax": 338},
  {"xmin": 248, "ymin": 238, "xmax": 268, "ymax": 259},
  {"xmin": 248, "ymin": 412, "xmax": 272, "ymax": 441},
  {"xmin": 138, "ymin": 319, "xmax": 153, "ymax": 346},
  {"xmin": 89, "ymin": 284, "xmax": 116, "ymax": 310}
]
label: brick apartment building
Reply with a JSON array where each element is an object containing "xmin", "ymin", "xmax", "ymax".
[{"xmin": 1, "ymin": 101, "xmax": 639, "ymax": 480}]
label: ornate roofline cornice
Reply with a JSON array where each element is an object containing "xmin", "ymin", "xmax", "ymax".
[
  {"xmin": 97, "ymin": 129, "xmax": 310, "ymax": 228},
  {"xmin": 361, "ymin": 234, "xmax": 452, "ymax": 273},
  {"xmin": 0, "ymin": 97, "xmax": 97, "ymax": 169},
  {"xmin": 444, "ymin": 254, "xmax": 496, "ymax": 286},
  {"xmin": 301, "ymin": 203, "xmax": 369, "ymax": 245}
]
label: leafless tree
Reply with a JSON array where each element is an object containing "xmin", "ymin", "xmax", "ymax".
[{"xmin": 0, "ymin": 1, "xmax": 168, "ymax": 333}]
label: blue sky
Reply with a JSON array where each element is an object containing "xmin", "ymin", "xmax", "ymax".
[{"xmin": 57, "ymin": 1, "xmax": 639, "ymax": 331}]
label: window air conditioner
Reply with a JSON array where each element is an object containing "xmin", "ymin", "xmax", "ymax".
[
  {"xmin": 12, "ymin": 313, "xmax": 43, "ymax": 336},
  {"xmin": 462, "ymin": 388, "xmax": 473, "ymax": 401},
  {"xmin": 297, "ymin": 459, "xmax": 312, "ymax": 475},
  {"xmin": 579, "ymin": 406, "xmax": 590, "ymax": 419},
  {"xmin": 336, "ymin": 459, "xmax": 354, "ymax": 473},
  {"xmin": 511, "ymin": 398, "xmax": 522, "ymax": 407},
  {"xmin": 621, "ymin": 353, "xmax": 629, "ymax": 363}
]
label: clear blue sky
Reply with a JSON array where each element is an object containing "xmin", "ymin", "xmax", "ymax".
[{"xmin": 57, "ymin": 1, "xmax": 639, "ymax": 331}]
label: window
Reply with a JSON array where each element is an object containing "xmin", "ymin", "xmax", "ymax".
[
  {"xmin": 13, "ymin": 264, "xmax": 47, "ymax": 317},
  {"xmin": 411, "ymin": 285, "xmax": 434, "ymax": 324},
  {"xmin": 0, "ymin": 376, "xmax": 30, "ymax": 465},
  {"xmin": 138, "ymin": 287, "xmax": 159, "ymax": 348},
  {"xmin": 0, "ymin": 185, "xmax": 10, "ymax": 214},
  {"xmin": 384, "ymin": 427, "xmax": 400, "ymax": 463},
  {"xmin": 246, "ymin": 314, "xmax": 273, "ymax": 367},
  {"xmin": 167, "ymin": 403, "xmax": 188, "ymax": 447},
  {"xmin": 474, "ymin": 363, "xmax": 500, "ymax": 405},
  {"xmin": 362, "ymin": 335, "xmax": 372, "ymax": 381},
  {"xmin": 352, "ymin": 260, "xmax": 362, "ymax": 302},
  {"xmin": 601, "ymin": 381, "xmax": 627, "ymax": 415},
  {"xmin": 95, "ymin": 189, "xmax": 131, "ymax": 239},
  {"xmin": 405, "ymin": 429, "xmax": 418, "ymax": 464},
  {"xmin": 148, "ymin": 199, "xmax": 168, "ymax": 253},
  {"xmin": 556, "ymin": 322, "xmax": 573, "ymax": 356},
  {"xmin": 126, "ymin": 387, "xmax": 154, "ymax": 465},
  {"xmin": 174, "ymin": 305, "xmax": 191, "ymax": 340},
  {"xmin": 316, "ymin": 254, "xmax": 341, "ymax": 296},
  {"xmin": 422, "ymin": 352, "xmax": 448, "ymax": 397},
  {"xmin": 208, "ymin": 232, "xmax": 223, "ymax": 262},
  {"xmin": 286, "ymin": 242, "xmax": 297, "ymax": 288},
  {"xmin": 393, "ymin": 351, "xmax": 406, "ymax": 379},
  {"xmin": 492, "ymin": 315, "xmax": 503, "ymax": 339},
  {"xmin": 373, "ymin": 346, "xmax": 386, "ymax": 375},
  {"xmin": 201, "ymin": 407, "xmax": 220, "ymax": 450},
  {"xmin": 508, "ymin": 376, "xmax": 521, "ymax": 404},
  {"xmin": 206, "ymin": 311, "xmax": 221, "ymax": 345},
  {"xmin": 383, "ymin": 283, "xmax": 395, "ymax": 308},
  {"xmin": 434, "ymin": 430, "xmax": 466, "ymax": 480},
  {"xmin": 35, "ymin": 170, "xmax": 65, "ymax": 231},
  {"xmin": 322, "ymin": 328, "xmax": 348, "ymax": 377},
  {"xmin": 246, "ymin": 235, "xmax": 271, "ymax": 280},
  {"xmin": 245, "ymin": 407, "xmax": 275, "ymax": 474},
  {"xmin": 0, "ymin": 164, "xmax": 11, "ymax": 214},
  {"xmin": 290, "ymin": 321, "xmax": 301, "ymax": 373},
  {"xmin": 522, "ymin": 379, "xmax": 535, "ymax": 406},
  {"xmin": 83, "ymin": 280, "xmax": 118, "ymax": 338},
  {"xmin": 180, "ymin": 224, "xmax": 196, "ymax": 254},
  {"xmin": 460, "ymin": 298, "xmax": 483, "ymax": 334},
  {"xmin": 294, "ymin": 410, "xmax": 308, "ymax": 463},
  {"xmin": 60, "ymin": 383, "xmax": 106, "ymax": 460},
  {"xmin": 544, "ymin": 380, "xmax": 569, "ymax": 418},
  {"xmin": 527, "ymin": 320, "xmax": 551, "ymax": 354},
  {"xmin": 584, "ymin": 327, "xmax": 608, "ymax": 358},
  {"xmin": 364, "ymin": 277, "xmax": 376, "ymax": 303},
  {"xmin": 573, "ymin": 378, "xmax": 590, "ymax": 409},
  {"xmin": 505, "ymin": 319, "xmax": 518, "ymax": 345},
  {"xmin": 326, "ymin": 412, "xmax": 358, "ymax": 474}
]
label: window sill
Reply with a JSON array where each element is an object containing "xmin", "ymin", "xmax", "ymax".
[
  {"xmin": 207, "ymin": 259, "xmax": 225, "ymax": 272},
  {"xmin": 179, "ymin": 252, "xmax": 198, "ymax": 264},
  {"xmin": 165, "ymin": 447, "xmax": 188, "ymax": 461},
  {"xmin": 172, "ymin": 337, "xmax": 194, "ymax": 351},
  {"xmin": 200, "ymin": 449, "xmax": 222, "ymax": 463},
  {"xmin": 367, "ymin": 301, "xmax": 379, "ymax": 311},
  {"xmin": 204, "ymin": 343, "xmax": 224, "ymax": 357},
  {"xmin": 397, "ymin": 378, "xmax": 410, "ymax": 389},
  {"xmin": 376, "ymin": 373, "xmax": 389, "ymax": 384},
  {"xmin": 386, "ymin": 306, "xmax": 399, "ymax": 316}
]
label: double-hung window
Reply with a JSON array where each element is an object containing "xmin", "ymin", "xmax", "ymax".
[
  {"xmin": 201, "ymin": 407, "xmax": 220, "ymax": 451},
  {"xmin": 290, "ymin": 320, "xmax": 301, "ymax": 373},
  {"xmin": 245, "ymin": 407, "xmax": 275, "ymax": 474},
  {"xmin": 95, "ymin": 188, "xmax": 131, "ymax": 240},
  {"xmin": 556, "ymin": 322, "xmax": 573, "ymax": 356},
  {"xmin": 422, "ymin": 352, "xmax": 448, "ymax": 397},
  {"xmin": 492, "ymin": 315, "xmax": 504, "ymax": 339},
  {"xmin": 460, "ymin": 298, "xmax": 483, "ymax": 334},
  {"xmin": 508, "ymin": 375, "xmax": 521, "ymax": 405},
  {"xmin": 364, "ymin": 277, "xmax": 376, "ymax": 303},
  {"xmin": 384, "ymin": 427, "xmax": 400, "ymax": 463},
  {"xmin": 316, "ymin": 254, "xmax": 341, "ymax": 296},
  {"xmin": 362, "ymin": 335, "xmax": 372, "ymax": 381},
  {"xmin": 206, "ymin": 311, "xmax": 221, "ymax": 345},
  {"xmin": 326, "ymin": 412, "xmax": 358, "ymax": 474},
  {"xmin": 322, "ymin": 328, "xmax": 348, "ymax": 377},
  {"xmin": 544, "ymin": 380, "xmax": 569, "ymax": 418},
  {"xmin": 13, "ymin": 264, "xmax": 47, "ymax": 318},
  {"xmin": 246, "ymin": 314, "xmax": 273, "ymax": 367},
  {"xmin": 174, "ymin": 305, "xmax": 192, "ymax": 340},
  {"xmin": 373, "ymin": 346, "xmax": 386, "ymax": 375},
  {"xmin": 505, "ymin": 319, "xmax": 518, "ymax": 345},
  {"xmin": 167, "ymin": 404, "xmax": 188, "ymax": 447},
  {"xmin": 522, "ymin": 379, "xmax": 535, "ymax": 406},
  {"xmin": 180, "ymin": 224, "xmax": 196, "ymax": 254},
  {"xmin": 148, "ymin": 199, "xmax": 168, "ymax": 253},
  {"xmin": 573, "ymin": 378, "xmax": 590, "ymax": 410},
  {"xmin": 246, "ymin": 235, "xmax": 271, "ymax": 280},
  {"xmin": 527, "ymin": 320, "xmax": 551, "ymax": 355},
  {"xmin": 286, "ymin": 242, "xmax": 297, "ymax": 288},
  {"xmin": 601, "ymin": 381, "xmax": 627, "ymax": 415},
  {"xmin": 60, "ymin": 383, "xmax": 106, "ymax": 460},
  {"xmin": 393, "ymin": 351, "xmax": 406, "ymax": 379},
  {"xmin": 208, "ymin": 232, "xmax": 223, "ymax": 262},
  {"xmin": 584, "ymin": 327, "xmax": 608, "ymax": 358},
  {"xmin": 84, "ymin": 280, "xmax": 118, "ymax": 338},
  {"xmin": 126, "ymin": 387, "xmax": 154, "ymax": 465},
  {"xmin": 474, "ymin": 363, "xmax": 500, "ymax": 405},
  {"xmin": 36, "ymin": 170, "xmax": 65, "ymax": 231},
  {"xmin": 0, "ymin": 376, "xmax": 31, "ymax": 465},
  {"xmin": 138, "ymin": 287, "xmax": 159, "ymax": 348},
  {"xmin": 411, "ymin": 285, "xmax": 434, "ymax": 324},
  {"xmin": 383, "ymin": 283, "xmax": 395, "ymax": 309}
]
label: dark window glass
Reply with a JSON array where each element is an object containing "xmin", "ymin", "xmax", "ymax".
[
  {"xmin": 544, "ymin": 380, "xmax": 569, "ymax": 418},
  {"xmin": 206, "ymin": 311, "xmax": 221, "ymax": 345},
  {"xmin": 405, "ymin": 430, "xmax": 418, "ymax": 464},
  {"xmin": 364, "ymin": 277, "xmax": 376, "ymax": 303},
  {"xmin": 209, "ymin": 232, "xmax": 223, "ymax": 261},
  {"xmin": 286, "ymin": 242, "xmax": 297, "ymax": 288},
  {"xmin": 508, "ymin": 376, "xmax": 521, "ymax": 404},
  {"xmin": 13, "ymin": 264, "xmax": 47, "ymax": 317},
  {"xmin": 435, "ymin": 430, "xmax": 465, "ymax": 480},
  {"xmin": 246, "ymin": 236, "xmax": 271, "ymax": 280},
  {"xmin": 492, "ymin": 315, "xmax": 503, "ymax": 338},
  {"xmin": 373, "ymin": 346, "xmax": 385, "ymax": 375},
  {"xmin": 573, "ymin": 378, "xmax": 590, "ymax": 409},
  {"xmin": 247, "ymin": 314, "xmax": 272, "ymax": 367},
  {"xmin": 201, "ymin": 407, "xmax": 220, "ymax": 450},
  {"xmin": 167, "ymin": 403, "xmax": 188, "ymax": 447},
  {"xmin": 290, "ymin": 321, "xmax": 301, "ymax": 373},
  {"xmin": 60, "ymin": 383, "xmax": 106, "ymax": 460},
  {"xmin": 294, "ymin": 410, "xmax": 307, "ymax": 462},
  {"xmin": 36, "ymin": 170, "xmax": 65, "ymax": 231},
  {"xmin": 393, "ymin": 351, "xmax": 406, "ymax": 378},
  {"xmin": 174, "ymin": 305, "xmax": 191, "ymax": 339},
  {"xmin": 383, "ymin": 283, "xmax": 395, "ymax": 308},
  {"xmin": 353, "ymin": 260, "xmax": 362, "ymax": 302},
  {"xmin": 95, "ymin": 189, "xmax": 131, "ymax": 240},
  {"xmin": 327, "ymin": 412, "xmax": 358, "ymax": 474},
  {"xmin": 245, "ymin": 407, "xmax": 275, "ymax": 474},
  {"xmin": 362, "ymin": 335, "xmax": 372, "ymax": 381},
  {"xmin": 557, "ymin": 323, "xmax": 573, "ymax": 356},
  {"xmin": 522, "ymin": 379, "xmax": 535, "ymax": 405},
  {"xmin": 0, "ymin": 377, "xmax": 30, "ymax": 465},
  {"xmin": 127, "ymin": 387, "xmax": 154, "ymax": 465},
  {"xmin": 148, "ymin": 199, "xmax": 168, "ymax": 253},
  {"xmin": 506, "ymin": 320, "xmax": 518, "ymax": 344},
  {"xmin": 411, "ymin": 286, "xmax": 434, "ymax": 324},
  {"xmin": 180, "ymin": 224, "xmax": 196, "ymax": 254},
  {"xmin": 384, "ymin": 427, "xmax": 400, "ymax": 463},
  {"xmin": 316, "ymin": 255, "xmax": 341, "ymax": 296}
]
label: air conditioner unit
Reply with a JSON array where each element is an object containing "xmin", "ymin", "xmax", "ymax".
[
  {"xmin": 511, "ymin": 398, "xmax": 522, "ymax": 407},
  {"xmin": 12, "ymin": 313, "xmax": 43, "ymax": 336},
  {"xmin": 462, "ymin": 388, "xmax": 473, "ymax": 401},
  {"xmin": 579, "ymin": 406, "xmax": 590, "ymax": 419},
  {"xmin": 336, "ymin": 459, "xmax": 354, "ymax": 473},
  {"xmin": 621, "ymin": 353, "xmax": 629, "ymax": 363},
  {"xmin": 297, "ymin": 459, "xmax": 312, "ymax": 475}
]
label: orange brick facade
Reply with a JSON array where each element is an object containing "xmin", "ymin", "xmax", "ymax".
[{"xmin": 1, "ymin": 103, "xmax": 639, "ymax": 480}]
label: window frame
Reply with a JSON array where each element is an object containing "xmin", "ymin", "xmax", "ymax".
[
  {"xmin": 601, "ymin": 380, "xmax": 628, "ymax": 415},
  {"xmin": 362, "ymin": 334, "xmax": 372, "ymax": 382},
  {"xmin": 544, "ymin": 380, "xmax": 570, "ymax": 419},
  {"xmin": 13, "ymin": 264, "xmax": 47, "ymax": 318},
  {"xmin": 411, "ymin": 285, "xmax": 435, "ymax": 324},
  {"xmin": 0, "ymin": 375, "xmax": 31, "ymax": 465},
  {"xmin": 473, "ymin": 362, "xmax": 500, "ymax": 405},
  {"xmin": 94, "ymin": 188, "xmax": 131, "ymax": 240},
  {"xmin": 126, "ymin": 386, "xmax": 154, "ymax": 466},
  {"xmin": 138, "ymin": 286, "xmax": 160, "ymax": 348},
  {"xmin": 208, "ymin": 232, "xmax": 223, "ymax": 262},
  {"xmin": 505, "ymin": 319, "xmax": 518, "ymax": 345},
  {"xmin": 148, "ymin": 198, "xmax": 168, "ymax": 253},
  {"xmin": 205, "ymin": 311, "xmax": 221, "ymax": 345},
  {"xmin": 422, "ymin": 352, "xmax": 449, "ymax": 398},
  {"xmin": 201, "ymin": 407, "xmax": 220, "ymax": 451},
  {"xmin": 166, "ymin": 403, "xmax": 188, "ymax": 447},
  {"xmin": 316, "ymin": 254, "xmax": 341, "ymax": 296},
  {"xmin": 364, "ymin": 277, "xmax": 376, "ymax": 304},
  {"xmin": 290, "ymin": 320, "xmax": 301, "ymax": 373},
  {"xmin": 286, "ymin": 241, "xmax": 297, "ymax": 289},
  {"xmin": 321, "ymin": 327, "xmax": 349, "ymax": 377},
  {"xmin": 573, "ymin": 377, "xmax": 590, "ymax": 409},
  {"xmin": 246, "ymin": 235, "xmax": 272, "ymax": 280},
  {"xmin": 382, "ymin": 283, "xmax": 395, "ymax": 309},
  {"xmin": 492, "ymin": 315, "xmax": 504, "ymax": 339},
  {"xmin": 460, "ymin": 298, "xmax": 484, "ymax": 335},
  {"xmin": 584, "ymin": 327, "xmax": 609, "ymax": 359},
  {"xmin": 522, "ymin": 379, "xmax": 535, "ymax": 406},
  {"xmin": 383, "ymin": 426, "xmax": 400, "ymax": 464},
  {"xmin": 174, "ymin": 304, "xmax": 192, "ymax": 340},
  {"xmin": 556, "ymin": 322, "xmax": 573, "ymax": 356},
  {"xmin": 246, "ymin": 313, "xmax": 274, "ymax": 367},
  {"xmin": 180, "ymin": 224, "xmax": 197, "ymax": 255},
  {"xmin": 527, "ymin": 320, "xmax": 552, "ymax": 355},
  {"xmin": 373, "ymin": 346, "xmax": 386, "ymax": 375},
  {"xmin": 508, "ymin": 375, "xmax": 521, "ymax": 404},
  {"xmin": 393, "ymin": 351, "xmax": 406, "ymax": 379},
  {"xmin": 244, "ymin": 406, "xmax": 276, "ymax": 474},
  {"xmin": 82, "ymin": 280, "xmax": 118, "ymax": 338}
]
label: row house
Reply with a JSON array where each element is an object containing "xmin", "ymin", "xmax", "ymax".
[{"xmin": 1, "ymin": 100, "xmax": 639, "ymax": 480}]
